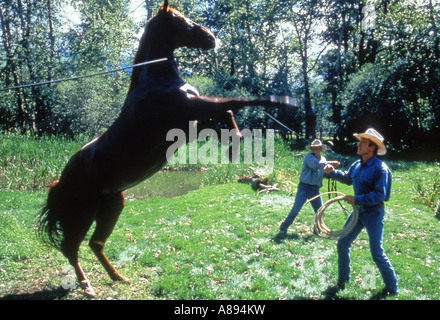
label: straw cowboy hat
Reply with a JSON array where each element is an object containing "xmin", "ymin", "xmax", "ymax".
[
  {"xmin": 353, "ymin": 128, "xmax": 387, "ymax": 155},
  {"xmin": 306, "ymin": 139, "xmax": 327, "ymax": 152}
]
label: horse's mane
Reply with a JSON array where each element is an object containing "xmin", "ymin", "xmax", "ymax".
[
  {"xmin": 127, "ymin": 6, "xmax": 183, "ymax": 94},
  {"xmin": 127, "ymin": 20, "xmax": 155, "ymax": 94}
]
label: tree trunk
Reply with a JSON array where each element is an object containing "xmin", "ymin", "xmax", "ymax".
[
  {"xmin": 0, "ymin": 6, "xmax": 26, "ymax": 130},
  {"xmin": 302, "ymin": 67, "xmax": 316, "ymax": 139}
]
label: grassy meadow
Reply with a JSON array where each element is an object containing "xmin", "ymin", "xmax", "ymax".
[{"xmin": 0, "ymin": 133, "xmax": 439, "ymax": 300}]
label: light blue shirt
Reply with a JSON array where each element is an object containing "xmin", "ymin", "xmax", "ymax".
[
  {"xmin": 329, "ymin": 156, "xmax": 392, "ymax": 209},
  {"xmin": 299, "ymin": 153, "xmax": 327, "ymax": 187}
]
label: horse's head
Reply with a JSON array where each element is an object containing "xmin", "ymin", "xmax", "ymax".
[
  {"xmin": 155, "ymin": 0, "xmax": 216, "ymax": 51},
  {"xmin": 128, "ymin": 0, "xmax": 216, "ymax": 93}
]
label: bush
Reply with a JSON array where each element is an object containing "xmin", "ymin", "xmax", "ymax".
[{"xmin": 411, "ymin": 164, "xmax": 440, "ymax": 211}]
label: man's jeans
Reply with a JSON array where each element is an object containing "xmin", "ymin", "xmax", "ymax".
[
  {"xmin": 280, "ymin": 182, "xmax": 323, "ymax": 233},
  {"xmin": 337, "ymin": 208, "xmax": 398, "ymax": 292}
]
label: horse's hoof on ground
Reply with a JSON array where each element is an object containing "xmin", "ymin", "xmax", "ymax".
[
  {"xmin": 116, "ymin": 275, "xmax": 130, "ymax": 283},
  {"xmin": 80, "ymin": 280, "xmax": 96, "ymax": 298},
  {"xmin": 109, "ymin": 272, "xmax": 130, "ymax": 283}
]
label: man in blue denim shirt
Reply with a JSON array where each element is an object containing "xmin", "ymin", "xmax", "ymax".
[
  {"xmin": 324, "ymin": 128, "xmax": 398, "ymax": 296},
  {"xmin": 279, "ymin": 139, "xmax": 340, "ymax": 236}
]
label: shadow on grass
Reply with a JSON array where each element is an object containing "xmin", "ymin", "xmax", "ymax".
[
  {"xmin": 272, "ymin": 232, "xmax": 316, "ymax": 244},
  {"xmin": 0, "ymin": 286, "xmax": 70, "ymax": 300},
  {"xmin": 320, "ymin": 285, "xmax": 356, "ymax": 300},
  {"xmin": 321, "ymin": 283, "xmax": 397, "ymax": 301}
]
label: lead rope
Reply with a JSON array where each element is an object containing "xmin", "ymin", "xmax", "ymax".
[
  {"xmin": 0, "ymin": 58, "xmax": 168, "ymax": 92},
  {"xmin": 328, "ymin": 178, "xmax": 350, "ymax": 217}
]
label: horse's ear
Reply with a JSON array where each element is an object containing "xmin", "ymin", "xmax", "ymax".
[{"xmin": 160, "ymin": 0, "xmax": 169, "ymax": 12}]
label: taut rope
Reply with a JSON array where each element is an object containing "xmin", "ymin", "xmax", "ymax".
[{"xmin": 0, "ymin": 58, "xmax": 168, "ymax": 92}]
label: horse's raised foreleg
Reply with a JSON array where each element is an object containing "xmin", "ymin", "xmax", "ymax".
[
  {"xmin": 89, "ymin": 192, "xmax": 129, "ymax": 283},
  {"xmin": 226, "ymin": 110, "xmax": 242, "ymax": 138},
  {"xmin": 187, "ymin": 95, "xmax": 297, "ymax": 118}
]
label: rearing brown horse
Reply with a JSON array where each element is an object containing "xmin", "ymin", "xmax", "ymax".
[{"xmin": 38, "ymin": 0, "xmax": 294, "ymax": 297}]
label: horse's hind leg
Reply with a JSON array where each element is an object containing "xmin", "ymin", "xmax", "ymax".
[
  {"xmin": 60, "ymin": 196, "xmax": 98, "ymax": 297},
  {"xmin": 89, "ymin": 192, "xmax": 129, "ymax": 283}
]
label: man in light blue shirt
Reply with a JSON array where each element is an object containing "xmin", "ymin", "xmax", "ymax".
[
  {"xmin": 324, "ymin": 128, "xmax": 398, "ymax": 297},
  {"xmin": 279, "ymin": 139, "xmax": 340, "ymax": 236}
]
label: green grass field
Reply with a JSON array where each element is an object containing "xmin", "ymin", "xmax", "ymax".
[{"xmin": 0, "ymin": 133, "xmax": 439, "ymax": 300}]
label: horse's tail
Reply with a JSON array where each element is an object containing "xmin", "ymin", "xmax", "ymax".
[{"xmin": 37, "ymin": 180, "xmax": 65, "ymax": 250}]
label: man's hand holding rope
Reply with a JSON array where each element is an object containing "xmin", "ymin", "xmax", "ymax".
[{"xmin": 343, "ymin": 195, "xmax": 355, "ymax": 205}]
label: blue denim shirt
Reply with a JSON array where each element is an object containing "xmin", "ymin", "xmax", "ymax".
[
  {"xmin": 299, "ymin": 153, "xmax": 327, "ymax": 187},
  {"xmin": 329, "ymin": 156, "xmax": 392, "ymax": 209}
]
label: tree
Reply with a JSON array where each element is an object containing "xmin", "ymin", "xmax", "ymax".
[
  {"xmin": 0, "ymin": 0, "xmax": 63, "ymax": 134},
  {"xmin": 0, "ymin": 1, "xmax": 25, "ymax": 130},
  {"xmin": 319, "ymin": 0, "xmax": 358, "ymax": 140},
  {"xmin": 60, "ymin": 0, "xmax": 137, "ymax": 136},
  {"xmin": 284, "ymin": 0, "xmax": 329, "ymax": 139},
  {"xmin": 330, "ymin": 0, "xmax": 440, "ymax": 158},
  {"xmin": 375, "ymin": 0, "xmax": 440, "ymax": 156}
]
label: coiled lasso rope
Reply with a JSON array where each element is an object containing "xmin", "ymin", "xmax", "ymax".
[{"xmin": 308, "ymin": 192, "xmax": 359, "ymax": 239}]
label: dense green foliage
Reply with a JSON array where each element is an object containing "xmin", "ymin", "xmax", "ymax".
[{"xmin": 1, "ymin": 0, "xmax": 439, "ymax": 159}]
